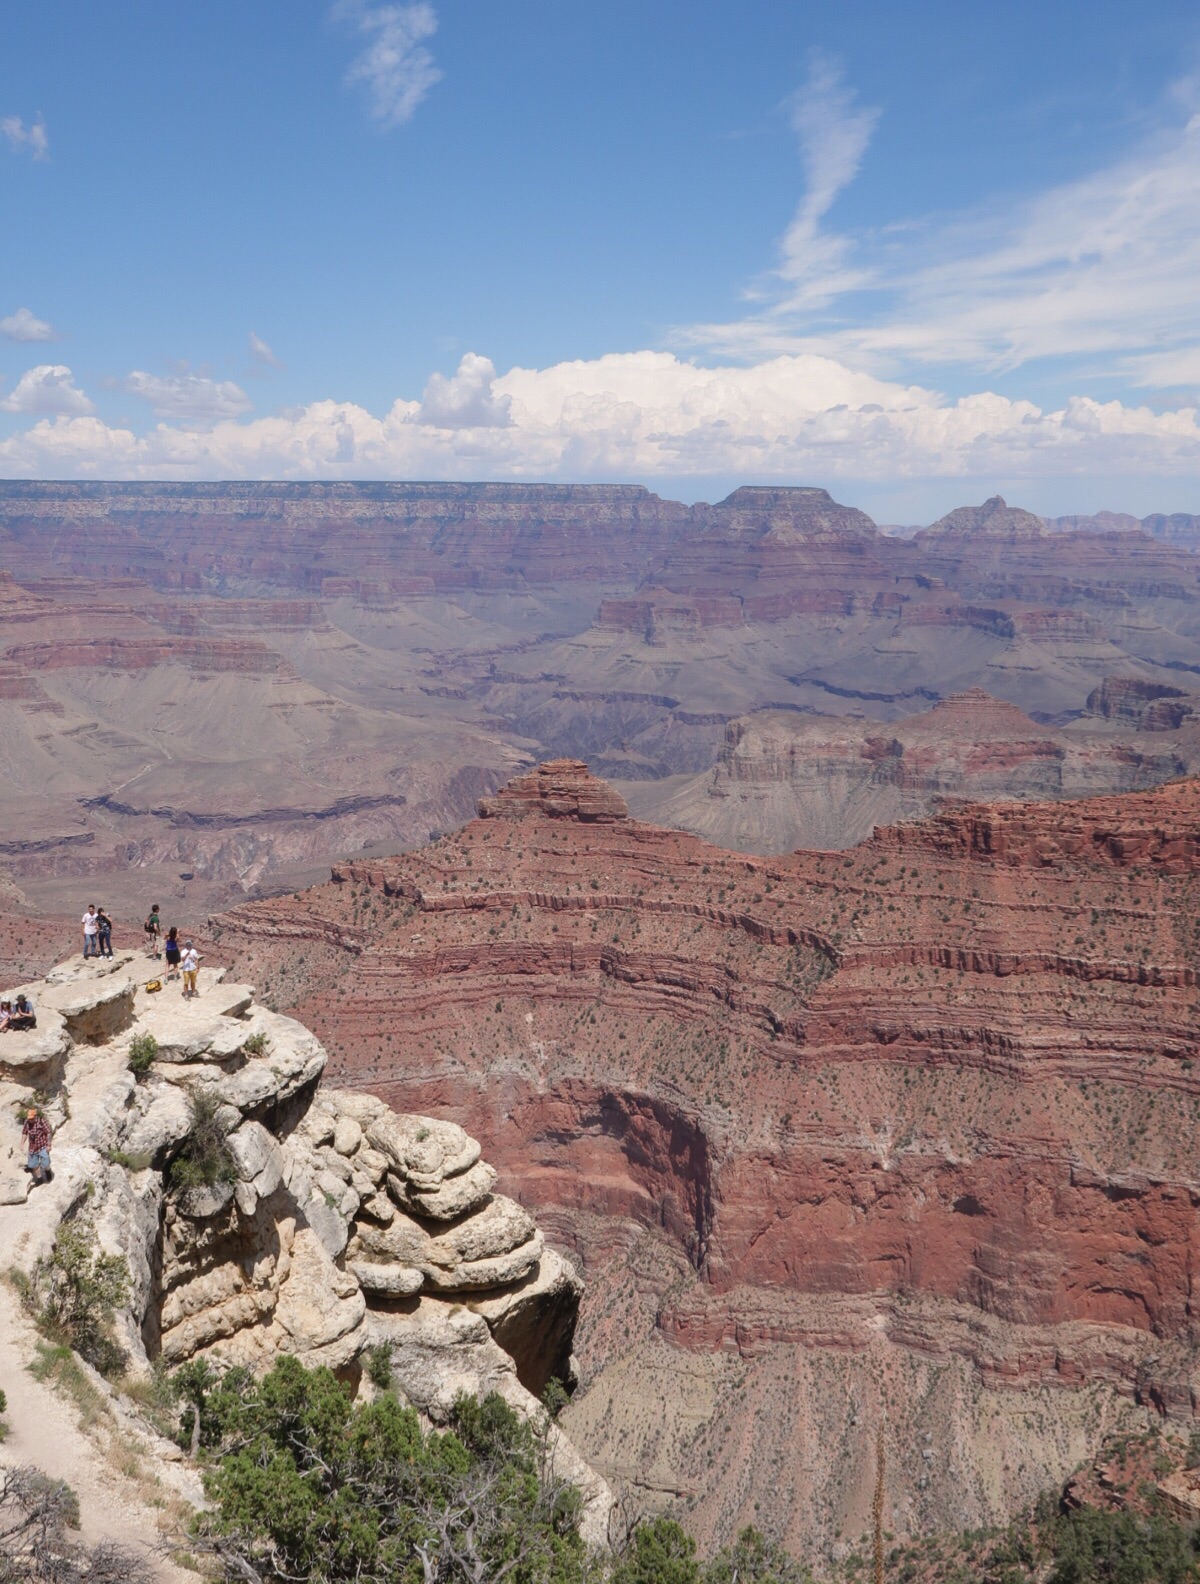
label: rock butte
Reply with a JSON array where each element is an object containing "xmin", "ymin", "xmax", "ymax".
[
  {"xmin": 0, "ymin": 951, "xmax": 613, "ymax": 1546},
  {"xmin": 215, "ymin": 760, "xmax": 1200, "ymax": 1556}
]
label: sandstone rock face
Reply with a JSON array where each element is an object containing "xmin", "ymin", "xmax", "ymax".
[
  {"xmin": 216, "ymin": 762, "xmax": 1200, "ymax": 1555},
  {"xmin": 0, "ymin": 952, "xmax": 610, "ymax": 1536}
]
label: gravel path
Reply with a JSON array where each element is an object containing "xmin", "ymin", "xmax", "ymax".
[{"xmin": 0, "ymin": 1257, "xmax": 198, "ymax": 1581}]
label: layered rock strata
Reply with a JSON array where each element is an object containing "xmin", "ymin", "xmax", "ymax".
[
  {"xmin": 0, "ymin": 952, "xmax": 610, "ymax": 1542},
  {"xmin": 217, "ymin": 760, "xmax": 1200, "ymax": 1556}
]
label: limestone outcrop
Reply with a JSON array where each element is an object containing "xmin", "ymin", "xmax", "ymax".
[{"xmin": 0, "ymin": 951, "xmax": 611, "ymax": 1543}]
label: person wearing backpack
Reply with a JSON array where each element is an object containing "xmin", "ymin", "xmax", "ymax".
[{"xmin": 144, "ymin": 903, "xmax": 162, "ymax": 958}]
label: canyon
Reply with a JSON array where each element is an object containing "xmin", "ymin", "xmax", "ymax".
[
  {"xmin": 212, "ymin": 757, "xmax": 1200, "ymax": 1558},
  {"xmin": 6, "ymin": 482, "xmax": 1200, "ymax": 928},
  {"xmin": 6, "ymin": 479, "xmax": 1200, "ymax": 1563}
]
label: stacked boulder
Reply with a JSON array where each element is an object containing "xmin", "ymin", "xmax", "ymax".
[{"xmin": 0, "ymin": 952, "xmax": 608, "ymax": 1540}]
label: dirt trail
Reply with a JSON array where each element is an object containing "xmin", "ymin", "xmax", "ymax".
[{"xmin": 0, "ymin": 1278, "xmax": 198, "ymax": 1582}]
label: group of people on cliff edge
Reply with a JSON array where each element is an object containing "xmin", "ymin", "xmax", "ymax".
[
  {"xmin": 141, "ymin": 904, "xmax": 201, "ymax": 996},
  {"xmin": 80, "ymin": 903, "xmax": 114, "ymax": 959}
]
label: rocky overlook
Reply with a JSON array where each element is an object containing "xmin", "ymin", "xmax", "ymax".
[
  {"xmin": 215, "ymin": 761, "xmax": 1200, "ymax": 1557},
  {"xmin": 0, "ymin": 951, "xmax": 612, "ymax": 1544}
]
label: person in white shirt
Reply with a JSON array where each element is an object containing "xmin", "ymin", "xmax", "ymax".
[
  {"xmin": 81, "ymin": 904, "xmax": 99, "ymax": 959},
  {"xmin": 181, "ymin": 942, "xmax": 200, "ymax": 998}
]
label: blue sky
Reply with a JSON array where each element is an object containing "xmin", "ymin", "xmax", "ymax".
[{"xmin": 3, "ymin": 0, "xmax": 1200, "ymax": 520}]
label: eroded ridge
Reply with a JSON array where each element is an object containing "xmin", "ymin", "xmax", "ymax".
[{"xmin": 215, "ymin": 762, "xmax": 1200, "ymax": 1552}]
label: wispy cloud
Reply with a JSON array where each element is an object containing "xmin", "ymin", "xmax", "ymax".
[
  {"xmin": 682, "ymin": 79, "xmax": 1200, "ymax": 391},
  {"xmin": 0, "ymin": 365, "xmax": 91, "ymax": 415},
  {"xmin": 0, "ymin": 307, "xmax": 55, "ymax": 342},
  {"xmin": 124, "ymin": 369, "xmax": 253, "ymax": 423},
  {"xmin": 775, "ymin": 53, "xmax": 880, "ymax": 307},
  {"xmin": 248, "ymin": 332, "xmax": 284, "ymax": 370},
  {"xmin": 1, "ymin": 115, "xmax": 48, "ymax": 160},
  {"xmin": 333, "ymin": 1, "xmax": 442, "ymax": 129}
]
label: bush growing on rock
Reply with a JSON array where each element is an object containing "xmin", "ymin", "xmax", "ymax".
[
  {"xmin": 34, "ymin": 1211, "xmax": 130, "ymax": 1377},
  {"xmin": 127, "ymin": 1032, "xmax": 159, "ymax": 1076},
  {"xmin": 167, "ymin": 1088, "xmax": 236, "ymax": 1195}
]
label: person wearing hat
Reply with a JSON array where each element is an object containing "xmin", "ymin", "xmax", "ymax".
[
  {"xmin": 181, "ymin": 941, "xmax": 200, "ymax": 998},
  {"xmin": 21, "ymin": 1107, "xmax": 52, "ymax": 1185}
]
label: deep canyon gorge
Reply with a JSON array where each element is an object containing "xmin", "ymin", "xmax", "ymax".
[{"xmin": 5, "ymin": 480, "xmax": 1200, "ymax": 1561}]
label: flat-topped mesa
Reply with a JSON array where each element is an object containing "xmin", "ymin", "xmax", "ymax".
[
  {"xmin": 477, "ymin": 759, "xmax": 628, "ymax": 823},
  {"xmin": 708, "ymin": 485, "xmax": 879, "ymax": 539},
  {"xmin": 873, "ymin": 774, "xmax": 1200, "ymax": 871}
]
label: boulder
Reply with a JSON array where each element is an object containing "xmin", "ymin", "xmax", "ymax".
[
  {"xmin": 350, "ymin": 1260, "xmax": 424, "ymax": 1296},
  {"xmin": 367, "ymin": 1113, "xmax": 481, "ymax": 1184},
  {"xmin": 350, "ymin": 1195, "xmax": 543, "ymax": 1293},
  {"xmin": 177, "ymin": 1176, "xmax": 236, "ymax": 1220},
  {"xmin": 270, "ymin": 1226, "xmax": 366, "ymax": 1369},
  {"xmin": 388, "ymin": 1158, "xmax": 497, "ymax": 1221},
  {"xmin": 41, "ymin": 972, "xmax": 135, "ymax": 1043},
  {"xmin": 122, "ymin": 1085, "xmax": 194, "ymax": 1159},
  {"xmin": 333, "ymin": 1116, "xmax": 363, "ymax": 1157}
]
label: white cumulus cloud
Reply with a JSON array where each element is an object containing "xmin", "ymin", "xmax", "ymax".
[
  {"xmin": 1, "ymin": 115, "xmax": 48, "ymax": 160},
  {"xmin": 334, "ymin": 0, "xmax": 442, "ymax": 128},
  {"xmin": 0, "ymin": 365, "xmax": 92, "ymax": 416},
  {"xmin": 124, "ymin": 370, "xmax": 253, "ymax": 423},
  {"xmin": 415, "ymin": 353, "xmax": 512, "ymax": 428},
  {"xmin": 0, "ymin": 307, "xmax": 55, "ymax": 342},
  {"xmin": 2, "ymin": 349, "xmax": 1199, "ymax": 500}
]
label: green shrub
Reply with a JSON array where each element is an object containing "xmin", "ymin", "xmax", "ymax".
[
  {"xmin": 0, "ymin": 1385, "xmax": 7, "ymax": 1441},
  {"xmin": 190, "ymin": 1356, "xmax": 592, "ymax": 1583},
  {"xmin": 363, "ymin": 1342, "xmax": 394, "ymax": 1390},
  {"xmin": 105, "ymin": 1147, "xmax": 154, "ymax": 1172},
  {"xmin": 127, "ymin": 1032, "xmax": 158, "ymax": 1076},
  {"xmin": 167, "ymin": 1089, "xmax": 236, "ymax": 1195},
  {"xmin": 612, "ymin": 1518, "xmax": 699, "ymax": 1584},
  {"xmin": 242, "ymin": 1030, "xmax": 269, "ymax": 1056},
  {"xmin": 33, "ymin": 1215, "xmax": 130, "ymax": 1378}
]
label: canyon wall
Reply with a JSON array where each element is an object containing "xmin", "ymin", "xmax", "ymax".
[
  {"xmin": 212, "ymin": 760, "xmax": 1200, "ymax": 1556},
  {"xmin": 6, "ymin": 481, "xmax": 1200, "ymax": 924}
]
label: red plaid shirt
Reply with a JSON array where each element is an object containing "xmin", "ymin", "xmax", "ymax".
[{"xmin": 22, "ymin": 1115, "xmax": 51, "ymax": 1154}]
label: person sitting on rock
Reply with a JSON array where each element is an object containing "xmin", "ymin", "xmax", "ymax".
[
  {"xmin": 0, "ymin": 1000, "xmax": 11, "ymax": 1032},
  {"xmin": 9, "ymin": 993, "xmax": 35, "ymax": 1030},
  {"xmin": 181, "ymin": 941, "xmax": 200, "ymax": 998},
  {"xmin": 82, "ymin": 903, "xmax": 99, "ymax": 959},
  {"xmin": 164, "ymin": 926, "xmax": 181, "ymax": 980},
  {"xmin": 21, "ymin": 1107, "xmax": 52, "ymax": 1185},
  {"xmin": 96, "ymin": 905, "xmax": 113, "ymax": 959}
]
